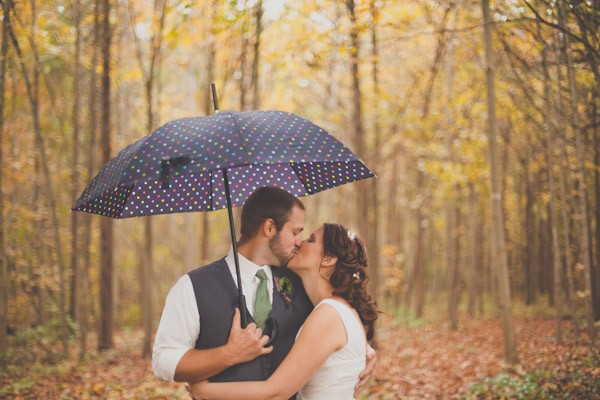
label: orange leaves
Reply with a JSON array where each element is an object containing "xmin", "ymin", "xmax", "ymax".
[{"xmin": 363, "ymin": 316, "xmax": 599, "ymax": 399}]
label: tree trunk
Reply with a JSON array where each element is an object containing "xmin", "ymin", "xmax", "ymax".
[
  {"xmin": 555, "ymin": 62, "xmax": 579, "ymax": 335},
  {"xmin": 239, "ymin": 1, "xmax": 249, "ymax": 111},
  {"xmin": 98, "ymin": 0, "xmax": 114, "ymax": 351},
  {"xmin": 80, "ymin": 0, "xmax": 100, "ymax": 356},
  {"xmin": 368, "ymin": 0, "xmax": 382, "ymax": 306},
  {"xmin": 414, "ymin": 204, "xmax": 428, "ymax": 319},
  {"xmin": 198, "ymin": 1, "xmax": 217, "ymax": 265},
  {"xmin": 11, "ymin": 0, "xmax": 69, "ymax": 354},
  {"xmin": 447, "ymin": 206, "xmax": 460, "ymax": 330},
  {"xmin": 346, "ymin": 0, "xmax": 376, "ymax": 303},
  {"xmin": 133, "ymin": 0, "xmax": 167, "ymax": 358},
  {"xmin": 0, "ymin": 0, "xmax": 12, "ymax": 372},
  {"xmin": 445, "ymin": 4, "xmax": 459, "ymax": 331},
  {"xmin": 524, "ymin": 159, "xmax": 535, "ymax": 304},
  {"xmin": 594, "ymin": 102, "xmax": 600, "ymax": 321},
  {"xmin": 366, "ymin": 0, "xmax": 382, "ymax": 345},
  {"xmin": 541, "ymin": 31, "xmax": 563, "ymax": 342},
  {"xmin": 142, "ymin": 218, "xmax": 153, "ymax": 358},
  {"xmin": 558, "ymin": 2, "xmax": 596, "ymax": 341},
  {"xmin": 251, "ymin": 0, "xmax": 262, "ymax": 110},
  {"xmin": 70, "ymin": 0, "xmax": 82, "ymax": 322},
  {"xmin": 467, "ymin": 185, "xmax": 481, "ymax": 317},
  {"xmin": 482, "ymin": 0, "xmax": 518, "ymax": 363}
]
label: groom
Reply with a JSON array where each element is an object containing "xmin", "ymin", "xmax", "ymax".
[{"xmin": 152, "ymin": 186, "xmax": 376, "ymax": 397}]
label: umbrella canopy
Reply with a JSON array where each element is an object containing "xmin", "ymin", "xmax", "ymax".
[
  {"xmin": 73, "ymin": 110, "xmax": 374, "ymax": 218},
  {"xmin": 73, "ymin": 109, "xmax": 375, "ymax": 330}
]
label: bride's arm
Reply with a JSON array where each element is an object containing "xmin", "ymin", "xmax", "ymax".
[{"xmin": 190, "ymin": 303, "xmax": 346, "ymax": 400}]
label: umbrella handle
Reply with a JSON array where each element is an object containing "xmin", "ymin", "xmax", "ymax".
[
  {"xmin": 238, "ymin": 295, "xmax": 248, "ymax": 328},
  {"xmin": 264, "ymin": 318, "xmax": 278, "ymax": 347},
  {"xmin": 211, "ymin": 83, "xmax": 219, "ymax": 112}
]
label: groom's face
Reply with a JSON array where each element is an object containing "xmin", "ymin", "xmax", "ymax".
[{"xmin": 268, "ymin": 205, "xmax": 305, "ymax": 267}]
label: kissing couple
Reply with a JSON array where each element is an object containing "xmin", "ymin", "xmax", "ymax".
[{"xmin": 153, "ymin": 186, "xmax": 379, "ymax": 400}]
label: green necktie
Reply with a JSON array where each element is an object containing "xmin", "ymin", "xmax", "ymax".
[{"xmin": 253, "ymin": 270, "xmax": 272, "ymax": 330}]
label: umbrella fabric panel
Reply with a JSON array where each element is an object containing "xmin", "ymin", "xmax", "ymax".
[
  {"xmin": 75, "ymin": 136, "xmax": 147, "ymax": 205},
  {"xmin": 137, "ymin": 114, "xmax": 249, "ymax": 173},
  {"xmin": 236, "ymin": 111, "xmax": 357, "ymax": 165},
  {"xmin": 118, "ymin": 164, "xmax": 309, "ymax": 218},
  {"xmin": 74, "ymin": 159, "xmax": 376, "ymax": 219},
  {"xmin": 74, "ymin": 185, "xmax": 134, "ymax": 218},
  {"xmin": 214, "ymin": 163, "xmax": 308, "ymax": 208},
  {"xmin": 291, "ymin": 161, "xmax": 375, "ymax": 195},
  {"xmin": 122, "ymin": 171, "xmax": 214, "ymax": 217}
]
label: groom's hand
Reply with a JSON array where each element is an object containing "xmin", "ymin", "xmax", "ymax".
[
  {"xmin": 225, "ymin": 308, "xmax": 273, "ymax": 365},
  {"xmin": 354, "ymin": 344, "xmax": 377, "ymax": 398}
]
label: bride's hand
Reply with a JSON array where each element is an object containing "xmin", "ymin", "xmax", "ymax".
[{"xmin": 186, "ymin": 381, "xmax": 210, "ymax": 400}]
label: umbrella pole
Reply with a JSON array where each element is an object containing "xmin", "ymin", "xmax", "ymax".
[{"xmin": 222, "ymin": 168, "xmax": 248, "ymax": 328}]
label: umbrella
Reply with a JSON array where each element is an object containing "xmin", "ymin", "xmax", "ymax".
[{"xmin": 73, "ymin": 87, "xmax": 375, "ymax": 328}]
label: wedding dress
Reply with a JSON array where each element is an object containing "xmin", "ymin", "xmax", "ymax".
[{"xmin": 296, "ymin": 299, "xmax": 367, "ymax": 400}]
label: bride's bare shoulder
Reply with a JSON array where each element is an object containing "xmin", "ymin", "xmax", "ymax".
[{"xmin": 298, "ymin": 301, "xmax": 346, "ymax": 350}]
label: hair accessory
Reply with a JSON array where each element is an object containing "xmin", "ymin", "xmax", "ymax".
[
  {"xmin": 347, "ymin": 230, "xmax": 356, "ymax": 241},
  {"xmin": 352, "ymin": 272, "xmax": 360, "ymax": 280}
]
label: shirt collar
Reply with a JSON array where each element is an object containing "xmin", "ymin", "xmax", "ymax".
[{"xmin": 225, "ymin": 246, "xmax": 273, "ymax": 287}]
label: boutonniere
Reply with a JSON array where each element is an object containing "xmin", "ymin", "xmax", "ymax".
[{"xmin": 274, "ymin": 275, "xmax": 293, "ymax": 307}]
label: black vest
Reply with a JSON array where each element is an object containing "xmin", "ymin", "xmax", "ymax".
[{"xmin": 188, "ymin": 258, "xmax": 313, "ymax": 383}]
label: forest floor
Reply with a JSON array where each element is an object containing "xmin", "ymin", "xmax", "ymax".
[{"xmin": 1, "ymin": 313, "xmax": 599, "ymax": 399}]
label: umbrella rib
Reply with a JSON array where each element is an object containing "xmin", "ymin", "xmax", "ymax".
[
  {"xmin": 290, "ymin": 162, "xmax": 313, "ymax": 195},
  {"xmin": 229, "ymin": 111, "xmax": 251, "ymax": 162}
]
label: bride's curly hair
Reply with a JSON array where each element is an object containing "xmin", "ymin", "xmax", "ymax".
[{"xmin": 323, "ymin": 223, "xmax": 378, "ymax": 340}]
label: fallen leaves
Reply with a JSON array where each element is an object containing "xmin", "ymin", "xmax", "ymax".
[
  {"xmin": 1, "ymin": 316, "xmax": 598, "ymax": 399},
  {"xmin": 362, "ymin": 315, "xmax": 600, "ymax": 399}
]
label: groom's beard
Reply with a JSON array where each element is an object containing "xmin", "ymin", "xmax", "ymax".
[{"xmin": 269, "ymin": 232, "xmax": 293, "ymax": 267}]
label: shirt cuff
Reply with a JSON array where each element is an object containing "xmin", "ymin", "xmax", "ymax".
[{"xmin": 152, "ymin": 347, "xmax": 190, "ymax": 381}]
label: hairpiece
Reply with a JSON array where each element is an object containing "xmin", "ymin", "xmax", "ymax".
[{"xmin": 347, "ymin": 230, "xmax": 356, "ymax": 241}]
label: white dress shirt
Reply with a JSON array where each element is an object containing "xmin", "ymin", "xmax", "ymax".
[{"xmin": 152, "ymin": 247, "xmax": 274, "ymax": 381}]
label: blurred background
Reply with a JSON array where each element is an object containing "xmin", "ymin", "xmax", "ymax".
[{"xmin": 1, "ymin": 0, "xmax": 600, "ymax": 398}]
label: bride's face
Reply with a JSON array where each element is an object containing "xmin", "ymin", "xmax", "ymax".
[{"xmin": 287, "ymin": 226, "xmax": 325, "ymax": 272}]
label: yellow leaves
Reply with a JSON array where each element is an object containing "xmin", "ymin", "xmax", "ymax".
[{"xmin": 121, "ymin": 68, "xmax": 144, "ymax": 83}]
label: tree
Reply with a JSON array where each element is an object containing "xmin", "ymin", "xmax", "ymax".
[
  {"xmin": 481, "ymin": 0, "xmax": 518, "ymax": 363},
  {"xmin": 9, "ymin": 0, "xmax": 69, "ymax": 354},
  {"xmin": 80, "ymin": 0, "xmax": 101, "ymax": 356},
  {"xmin": 0, "ymin": 0, "xmax": 12, "ymax": 372},
  {"xmin": 558, "ymin": 2, "xmax": 596, "ymax": 341},
  {"xmin": 98, "ymin": 0, "xmax": 114, "ymax": 351},
  {"xmin": 129, "ymin": 0, "xmax": 168, "ymax": 358},
  {"xmin": 70, "ymin": 0, "xmax": 83, "ymax": 323}
]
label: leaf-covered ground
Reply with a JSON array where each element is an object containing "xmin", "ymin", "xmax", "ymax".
[
  {"xmin": 1, "ymin": 316, "xmax": 598, "ymax": 399},
  {"xmin": 365, "ymin": 315, "xmax": 600, "ymax": 399}
]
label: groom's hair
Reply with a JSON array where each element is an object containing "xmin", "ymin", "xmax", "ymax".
[{"xmin": 239, "ymin": 187, "xmax": 304, "ymax": 242}]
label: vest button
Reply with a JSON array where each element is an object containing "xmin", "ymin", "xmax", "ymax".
[{"xmin": 266, "ymin": 363, "xmax": 272, "ymax": 371}]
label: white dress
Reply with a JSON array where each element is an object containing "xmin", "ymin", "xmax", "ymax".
[{"xmin": 296, "ymin": 299, "xmax": 367, "ymax": 400}]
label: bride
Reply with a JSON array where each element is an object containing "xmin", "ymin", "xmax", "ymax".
[{"xmin": 189, "ymin": 223, "xmax": 378, "ymax": 400}]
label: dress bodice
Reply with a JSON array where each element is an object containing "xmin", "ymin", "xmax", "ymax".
[{"xmin": 296, "ymin": 299, "xmax": 366, "ymax": 400}]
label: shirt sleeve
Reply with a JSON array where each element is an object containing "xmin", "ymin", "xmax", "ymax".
[{"xmin": 152, "ymin": 274, "xmax": 200, "ymax": 381}]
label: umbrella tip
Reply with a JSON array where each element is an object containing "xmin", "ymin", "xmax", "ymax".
[{"xmin": 211, "ymin": 83, "xmax": 219, "ymax": 113}]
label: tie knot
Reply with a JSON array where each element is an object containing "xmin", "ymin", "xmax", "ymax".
[{"xmin": 255, "ymin": 269, "xmax": 268, "ymax": 281}]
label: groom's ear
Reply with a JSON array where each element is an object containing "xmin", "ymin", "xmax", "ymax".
[{"xmin": 262, "ymin": 218, "xmax": 277, "ymax": 238}]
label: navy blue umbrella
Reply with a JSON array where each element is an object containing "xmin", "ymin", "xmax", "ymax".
[{"xmin": 73, "ymin": 90, "xmax": 375, "ymax": 327}]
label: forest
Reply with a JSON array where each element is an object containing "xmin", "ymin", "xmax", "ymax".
[{"xmin": 1, "ymin": 0, "xmax": 600, "ymax": 398}]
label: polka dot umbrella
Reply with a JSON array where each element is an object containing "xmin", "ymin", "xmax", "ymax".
[
  {"xmin": 73, "ymin": 110, "xmax": 373, "ymax": 217},
  {"xmin": 72, "ymin": 104, "xmax": 375, "ymax": 326}
]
